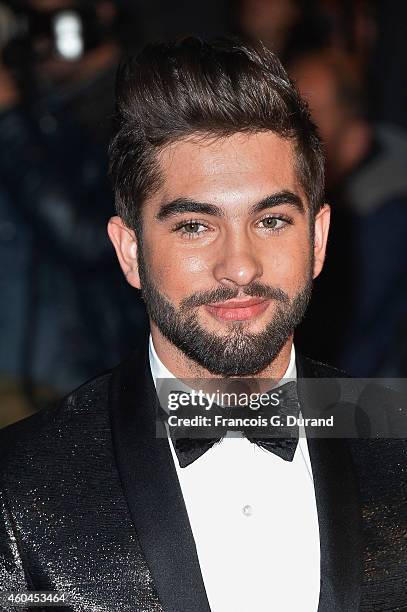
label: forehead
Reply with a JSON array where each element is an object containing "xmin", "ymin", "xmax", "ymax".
[{"xmin": 154, "ymin": 131, "xmax": 302, "ymax": 209}]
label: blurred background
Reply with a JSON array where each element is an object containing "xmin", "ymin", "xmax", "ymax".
[{"xmin": 0, "ymin": 0, "xmax": 406, "ymax": 428}]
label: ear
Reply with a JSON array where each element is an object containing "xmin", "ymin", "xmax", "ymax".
[
  {"xmin": 313, "ymin": 204, "xmax": 331, "ymax": 279},
  {"xmin": 107, "ymin": 216, "xmax": 141, "ymax": 289}
]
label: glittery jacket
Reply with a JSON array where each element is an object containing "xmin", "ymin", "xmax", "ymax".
[{"xmin": 0, "ymin": 329, "xmax": 406, "ymax": 612}]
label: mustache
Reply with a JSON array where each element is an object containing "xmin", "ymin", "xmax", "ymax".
[{"xmin": 179, "ymin": 282, "xmax": 289, "ymax": 311}]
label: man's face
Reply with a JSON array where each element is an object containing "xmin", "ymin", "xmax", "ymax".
[{"xmin": 109, "ymin": 131, "xmax": 330, "ymax": 376}]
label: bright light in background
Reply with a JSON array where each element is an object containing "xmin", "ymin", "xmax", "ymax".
[{"xmin": 53, "ymin": 11, "xmax": 84, "ymax": 60}]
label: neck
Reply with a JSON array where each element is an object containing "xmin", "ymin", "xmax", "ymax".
[{"xmin": 150, "ymin": 322, "xmax": 293, "ymax": 384}]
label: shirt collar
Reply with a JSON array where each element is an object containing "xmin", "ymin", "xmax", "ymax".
[{"xmin": 148, "ymin": 334, "xmax": 309, "ymax": 476}]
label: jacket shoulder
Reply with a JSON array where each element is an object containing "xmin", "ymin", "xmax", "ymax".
[
  {"xmin": 0, "ymin": 370, "xmax": 112, "ymax": 477},
  {"xmin": 297, "ymin": 354, "xmax": 350, "ymax": 378}
]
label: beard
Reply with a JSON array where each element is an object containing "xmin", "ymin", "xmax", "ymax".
[{"xmin": 137, "ymin": 243, "xmax": 313, "ymax": 377}]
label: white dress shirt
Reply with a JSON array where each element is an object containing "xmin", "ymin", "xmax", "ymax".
[{"xmin": 149, "ymin": 334, "xmax": 320, "ymax": 612}]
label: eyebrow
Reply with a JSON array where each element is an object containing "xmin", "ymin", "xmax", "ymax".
[
  {"xmin": 249, "ymin": 192, "xmax": 305, "ymax": 215},
  {"xmin": 155, "ymin": 190, "xmax": 305, "ymax": 221}
]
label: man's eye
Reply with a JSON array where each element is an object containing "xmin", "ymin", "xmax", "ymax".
[
  {"xmin": 183, "ymin": 222, "xmax": 204, "ymax": 233},
  {"xmin": 258, "ymin": 216, "xmax": 287, "ymax": 231},
  {"xmin": 173, "ymin": 220, "xmax": 208, "ymax": 237}
]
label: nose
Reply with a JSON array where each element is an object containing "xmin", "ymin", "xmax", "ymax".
[{"xmin": 212, "ymin": 231, "xmax": 263, "ymax": 287}]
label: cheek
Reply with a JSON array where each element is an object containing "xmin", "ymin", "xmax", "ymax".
[
  {"xmin": 178, "ymin": 254, "xmax": 210, "ymax": 275},
  {"xmin": 164, "ymin": 254, "xmax": 210, "ymax": 282},
  {"xmin": 150, "ymin": 246, "xmax": 212, "ymax": 296},
  {"xmin": 262, "ymin": 234, "xmax": 311, "ymax": 290}
]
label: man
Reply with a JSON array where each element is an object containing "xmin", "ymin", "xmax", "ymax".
[{"xmin": 0, "ymin": 37, "xmax": 406, "ymax": 612}]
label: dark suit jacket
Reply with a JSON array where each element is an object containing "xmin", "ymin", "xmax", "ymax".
[{"xmin": 0, "ymin": 329, "xmax": 406, "ymax": 612}]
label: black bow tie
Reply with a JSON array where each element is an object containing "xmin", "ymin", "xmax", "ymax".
[{"xmin": 167, "ymin": 380, "xmax": 300, "ymax": 468}]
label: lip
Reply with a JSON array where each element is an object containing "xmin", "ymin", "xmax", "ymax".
[{"xmin": 205, "ymin": 298, "xmax": 270, "ymax": 321}]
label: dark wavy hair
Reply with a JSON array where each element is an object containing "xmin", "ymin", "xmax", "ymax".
[{"xmin": 109, "ymin": 36, "xmax": 325, "ymax": 232}]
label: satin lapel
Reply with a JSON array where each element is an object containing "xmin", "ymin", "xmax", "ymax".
[
  {"xmin": 296, "ymin": 355, "xmax": 362, "ymax": 612},
  {"xmin": 108, "ymin": 328, "xmax": 211, "ymax": 612}
]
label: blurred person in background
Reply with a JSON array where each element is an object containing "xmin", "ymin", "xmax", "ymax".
[
  {"xmin": 0, "ymin": 0, "xmax": 147, "ymax": 425},
  {"xmin": 237, "ymin": 0, "xmax": 329, "ymax": 62},
  {"xmin": 237, "ymin": 0, "xmax": 379, "ymax": 92},
  {"xmin": 290, "ymin": 49, "xmax": 407, "ymax": 376}
]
